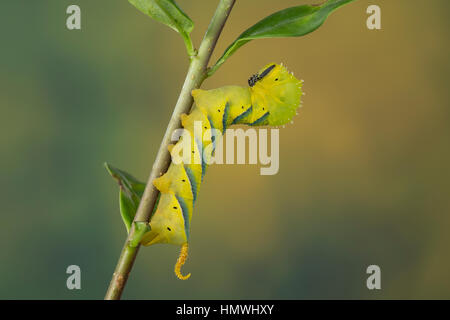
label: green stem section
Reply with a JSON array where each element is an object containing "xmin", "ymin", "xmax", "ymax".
[{"xmin": 104, "ymin": 0, "xmax": 236, "ymax": 300}]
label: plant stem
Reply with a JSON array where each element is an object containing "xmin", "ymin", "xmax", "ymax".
[{"xmin": 105, "ymin": 0, "xmax": 236, "ymax": 300}]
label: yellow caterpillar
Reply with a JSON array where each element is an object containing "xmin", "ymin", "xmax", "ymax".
[{"xmin": 141, "ymin": 63, "xmax": 303, "ymax": 279}]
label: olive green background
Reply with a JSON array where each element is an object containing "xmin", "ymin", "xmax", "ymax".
[{"xmin": 0, "ymin": 0, "xmax": 449, "ymax": 299}]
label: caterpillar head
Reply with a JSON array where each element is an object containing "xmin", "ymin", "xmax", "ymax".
[{"xmin": 249, "ymin": 63, "xmax": 303, "ymax": 126}]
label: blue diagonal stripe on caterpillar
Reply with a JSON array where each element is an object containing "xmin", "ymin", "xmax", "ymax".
[
  {"xmin": 231, "ymin": 106, "xmax": 252, "ymax": 125},
  {"xmin": 250, "ymin": 112, "xmax": 270, "ymax": 126},
  {"xmin": 140, "ymin": 63, "xmax": 304, "ymax": 280},
  {"xmin": 183, "ymin": 165, "xmax": 197, "ymax": 202},
  {"xmin": 222, "ymin": 102, "xmax": 230, "ymax": 131},
  {"xmin": 175, "ymin": 195, "xmax": 190, "ymax": 241}
]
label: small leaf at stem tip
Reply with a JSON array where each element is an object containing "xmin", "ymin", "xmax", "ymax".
[
  {"xmin": 119, "ymin": 189, "xmax": 137, "ymax": 234},
  {"xmin": 129, "ymin": 222, "xmax": 152, "ymax": 248},
  {"xmin": 105, "ymin": 163, "xmax": 153, "ymax": 233},
  {"xmin": 208, "ymin": 0, "xmax": 357, "ymax": 76}
]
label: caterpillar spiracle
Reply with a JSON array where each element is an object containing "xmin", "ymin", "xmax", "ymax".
[{"xmin": 141, "ymin": 63, "xmax": 303, "ymax": 280}]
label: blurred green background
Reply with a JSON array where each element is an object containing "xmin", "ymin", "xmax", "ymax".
[{"xmin": 0, "ymin": 0, "xmax": 449, "ymax": 299}]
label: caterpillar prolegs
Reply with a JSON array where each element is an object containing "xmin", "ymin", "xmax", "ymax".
[{"xmin": 141, "ymin": 63, "xmax": 303, "ymax": 279}]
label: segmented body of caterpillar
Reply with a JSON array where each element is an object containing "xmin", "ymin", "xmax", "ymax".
[{"xmin": 141, "ymin": 63, "xmax": 303, "ymax": 279}]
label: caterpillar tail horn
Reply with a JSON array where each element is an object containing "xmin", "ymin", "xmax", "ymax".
[{"xmin": 174, "ymin": 243, "xmax": 191, "ymax": 280}]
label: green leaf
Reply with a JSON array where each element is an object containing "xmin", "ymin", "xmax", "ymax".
[
  {"xmin": 209, "ymin": 0, "xmax": 356, "ymax": 76},
  {"xmin": 118, "ymin": 189, "xmax": 137, "ymax": 233},
  {"xmin": 129, "ymin": 0, "xmax": 195, "ymax": 56},
  {"xmin": 105, "ymin": 163, "xmax": 160, "ymax": 233}
]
